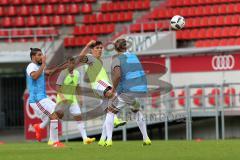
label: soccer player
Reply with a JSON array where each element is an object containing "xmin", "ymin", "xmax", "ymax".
[
  {"xmin": 78, "ymin": 40, "xmax": 126, "ymax": 146},
  {"xmin": 103, "ymin": 38, "xmax": 151, "ymax": 146},
  {"xmin": 54, "ymin": 57, "xmax": 95, "ymax": 144},
  {"xmin": 26, "ymin": 48, "xmax": 64, "ymax": 147}
]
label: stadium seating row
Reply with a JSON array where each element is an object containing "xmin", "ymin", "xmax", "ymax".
[
  {"xmin": 1, "ymin": 15, "xmax": 75, "ymax": 27},
  {"xmin": 83, "ymin": 12, "xmax": 133, "ymax": 24},
  {"xmin": 129, "ymin": 22, "xmax": 168, "ymax": 32},
  {"xmin": 0, "ymin": 28, "xmax": 58, "ymax": 37},
  {"xmin": 2, "ymin": 37, "xmax": 55, "ymax": 43},
  {"xmin": 150, "ymin": 4, "xmax": 240, "ymax": 19},
  {"xmin": 0, "ymin": 3, "xmax": 92, "ymax": 16},
  {"xmin": 101, "ymin": 0, "xmax": 150, "ymax": 12},
  {"xmin": 64, "ymin": 36, "xmax": 97, "ymax": 47},
  {"xmin": 0, "ymin": 0, "xmax": 96, "ymax": 5},
  {"xmin": 167, "ymin": 0, "xmax": 240, "ymax": 7},
  {"xmin": 177, "ymin": 27, "xmax": 240, "ymax": 40},
  {"xmin": 195, "ymin": 38, "xmax": 240, "ymax": 48},
  {"xmin": 186, "ymin": 15, "xmax": 240, "ymax": 28},
  {"xmin": 73, "ymin": 24, "xmax": 115, "ymax": 35}
]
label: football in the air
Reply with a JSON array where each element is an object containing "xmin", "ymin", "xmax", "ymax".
[{"xmin": 170, "ymin": 15, "xmax": 185, "ymax": 30}]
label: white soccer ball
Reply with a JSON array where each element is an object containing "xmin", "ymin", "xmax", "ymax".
[{"xmin": 170, "ymin": 15, "xmax": 185, "ymax": 30}]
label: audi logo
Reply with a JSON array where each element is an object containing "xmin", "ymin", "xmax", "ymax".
[{"xmin": 211, "ymin": 55, "xmax": 235, "ymax": 70}]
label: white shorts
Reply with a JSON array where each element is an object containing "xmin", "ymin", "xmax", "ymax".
[
  {"xmin": 95, "ymin": 80, "xmax": 112, "ymax": 97},
  {"xmin": 112, "ymin": 93, "xmax": 141, "ymax": 111},
  {"xmin": 30, "ymin": 98, "xmax": 55, "ymax": 121}
]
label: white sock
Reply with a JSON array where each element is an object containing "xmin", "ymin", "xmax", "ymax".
[
  {"xmin": 135, "ymin": 111, "xmax": 149, "ymax": 141},
  {"xmin": 76, "ymin": 121, "xmax": 87, "ymax": 140},
  {"xmin": 100, "ymin": 121, "xmax": 107, "ymax": 141},
  {"xmin": 40, "ymin": 118, "xmax": 50, "ymax": 129},
  {"xmin": 50, "ymin": 120, "xmax": 59, "ymax": 143},
  {"xmin": 105, "ymin": 112, "xmax": 115, "ymax": 141}
]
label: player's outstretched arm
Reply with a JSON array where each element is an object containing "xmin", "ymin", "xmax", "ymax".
[
  {"xmin": 45, "ymin": 61, "xmax": 69, "ymax": 75},
  {"xmin": 31, "ymin": 55, "xmax": 46, "ymax": 80},
  {"xmin": 78, "ymin": 40, "xmax": 96, "ymax": 63}
]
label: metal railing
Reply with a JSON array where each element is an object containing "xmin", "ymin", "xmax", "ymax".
[{"xmin": 59, "ymin": 83, "xmax": 240, "ymax": 141}]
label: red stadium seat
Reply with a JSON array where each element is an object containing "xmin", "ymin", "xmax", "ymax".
[
  {"xmin": 199, "ymin": 17, "xmax": 209, "ymax": 27},
  {"xmin": 143, "ymin": 23, "xmax": 156, "ymax": 32},
  {"xmin": 36, "ymin": 0, "xmax": 46, "ymax": 4},
  {"xmin": 193, "ymin": 89, "xmax": 203, "ymax": 107},
  {"xmin": 39, "ymin": 16, "xmax": 50, "ymax": 26},
  {"xmin": 128, "ymin": 1, "xmax": 135, "ymax": 10},
  {"xmin": 44, "ymin": 5, "xmax": 54, "ymax": 15},
  {"xmin": 107, "ymin": 13, "xmax": 114, "ymax": 22},
  {"xmin": 96, "ymin": 14, "xmax": 104, "ymax": 23},
  {"xmin": 23, "ymin": 0, "xmax": 34, "ymax": 5},
  {"xmin": 2, "ymin": 17, "xmax": 12, "ymax": 27},
  {"xmin": 206, "ymin": 28, "xmax": 214, "ymax": 39},
  {"xmin": 60, "ymin": 0, "xmax": 72, "ymax": 3},
  {"xmin": 195, "ymin": 40, "xmax": 204, "ymax": 47},
  {"xmin": 73, "ymin": 26, "xmax": 80, "ymax": 35},
  {"xmin": 216, "ymin": 16, "xmax": 225, "ymax": 26},
  {"xmin": 143, "ymin": 0, "xmax": 150, "ymax": 9},
  {"xmin": 55, "ymin": 4, "xmax": 67, "ymax": 15},
  {"xmin": 64, "ymin": 15, "xmax": 75, "ymax": 25},
  {"xmin": 225, "ymin": 16, "xmax": 232, "ymax": 25},
  {"xmin": 0, "ymin": 7, "xmax": 3, "ymax": 17},
  {"xmin": 125, "ymin": 12, "xmax": 133, "ymax": 21},
  {"xmin": 211, "ymin": 39, "xmax": 220, "ymax": 47},
  {"xmin": 208, "ymin": 88, "xmax": 220, "ymax": 106},
  {"xmin": 235, "ymin": 38, "xmax": 240, "ymax": 45},
  {"xmin": 230, "ymin": 27, "xmax": 238, "ymax": 37},
  {"xmin": 130, "ymin": 24, "xmax": 141, "ymax": 32},
  {"xmin": 11, "ymin": 29, "xmax": 22, "ymax": 37},
  {"xmin": 0, "ymin": 30, "xmax": 9, "ymax": 37},
  {"xmin": 68, "ymin": 4, "xmax": 80, "ymax": 14},
  {"xmin": 213, "ymin": 28, "xmax": 222, "ymax": 38},
  {"xmin": 15, "ymin": 17, "xmax": 25, "ymax": 27},
  {"xmin": 36, "ymin": 29, "xmax": 46, "ymax": 36},
  {"xmin": 106, "ymin": 24, "xmax": 115, "ymax": 33},
  {"xmin": 26, "ymin": 16, "xmax": 38, "ymax": 27},
  {"xmin": 178, "ymin": 90, "xmax": 185, "ymax": 107},
  {"xmin": 18, "ymin": 6, "xmax": 30, "ymax": 16},
  {"xmin": 22, "ymin": 29, "xmax": 34, "ymax": 36},
  {"xmin": 64, "ymin": 37, "xmax": 75, "ymax": 47},
  {"xmin": 101, "ymin": 3, "xmax": 108, "ymax": 12},
  {"xmin": 45, "ymin": 28, "xmax": 58, "ymax": 35},
  {"xmin": 48, "ymin": 0, "xmax": 58, "ymax": 4},
  {"xmin": 218, "ymin": 39, "xmax": 227, "ymax": 46},
  {"xmin": 0, "ymin": 0, "xmax": 8, "ymax": 5},
  {"xmin": 228, "ymin": 4, "xmax": 236, "ymax": 14},
  {"xmin": 224, "ymin": 88, "xmax": 236, "ymax": 106},
  {"xmin": 81, "ymin": 4, "xmax": 92, "ymax": 14},
  {"xmin": 219, "ymin": 4, "xmax": 228, "ymax": 14},
  {"xmin": 32, "ymin": 5, "xmax": 42, "ymax": 15},
  {"xmin": 12, "ymin": 0, "xmax": 22, "ymax": 5},
  {"xmin": 227, "ymin": 38, "xmax": 236, "ymax": 46},
  {"xmin": 52, "ymin": 15, "xmax": 63, "ymax": 26},
  {"xmin": 6, "ymin": 6, "xmax": 17, "ymax": 16},
  {"xmin": 231, "ymin": 15, "xmax": 240, "ymax": 25}
]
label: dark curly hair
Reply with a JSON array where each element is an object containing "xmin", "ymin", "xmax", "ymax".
[{"xmin": 114, "ymin": 38, "xmax": 127, "ymax": 52}]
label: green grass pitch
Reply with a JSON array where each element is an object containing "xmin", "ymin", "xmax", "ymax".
[{"xmin": 0, "ymin": 140, "xmax": 240, "ymax": 160}]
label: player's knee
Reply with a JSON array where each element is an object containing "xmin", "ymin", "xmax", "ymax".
[
  {"xmin": 107, "ymin": 106, "xmax": 119, "ymax": 114},
  {"xmin": 49, "ymin": 113, "xmax": 59, "ymax": 120}
]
